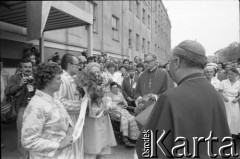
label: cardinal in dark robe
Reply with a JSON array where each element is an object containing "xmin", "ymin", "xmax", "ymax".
[
  {"xmin": 136, "ymin": 40, "xmax": 231, "ymax": 159},
  {"xmin": 134, "ymin": 53, "xmax": 170, "ymax": 114}
]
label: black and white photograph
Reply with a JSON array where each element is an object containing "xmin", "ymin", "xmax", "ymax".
[{"xmin": 0, "ymin": 1, "xmax": 239, "ymax": 159}]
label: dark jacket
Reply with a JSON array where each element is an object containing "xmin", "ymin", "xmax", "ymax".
[
  {"xmin": 122, "ymin": 75, "xmax": 139, "ymax": 100},
  {"xmin": 5, "ymin": 73, "xmax": 35, "ymax": 113}
]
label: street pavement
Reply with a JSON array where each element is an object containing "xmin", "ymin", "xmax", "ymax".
[
  {"xmin": 1, "ymin": 122, "xmax": 240, "ymax": 159},
  {"xmin": 1, "ymin": 122, "xmax": 135, "ymax": 159}
]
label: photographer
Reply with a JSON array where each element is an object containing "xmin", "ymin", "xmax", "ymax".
[{"xmin": 5, "ymin": 59, "xmax": 35, "ymax": 159}]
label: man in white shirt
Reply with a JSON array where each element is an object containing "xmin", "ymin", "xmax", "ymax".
[{"xmin": 54, "ymin": 53, "xmax": 84, "ymax": 159}]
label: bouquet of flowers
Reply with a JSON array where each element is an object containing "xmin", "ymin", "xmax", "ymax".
[
  {"xmin": 79, "ymin": 71, "xmax": 110, "ymax": 118},
  {"xmin": 77, "ymin": 71, "xmax": 105, "ymax": 103}
]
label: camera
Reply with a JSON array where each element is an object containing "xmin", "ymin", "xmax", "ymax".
[
  {"xmin": 27, "ymin": 76, "xmax": 34, "ymax": 83},
  {"xmin": 23, "ymin": 76, "xmax": 34, "ymax": 83}
]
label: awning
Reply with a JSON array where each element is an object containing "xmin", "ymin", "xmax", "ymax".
[{"xmin": 0, "ymin": 1, "xmax": 93, "ymax": 41}]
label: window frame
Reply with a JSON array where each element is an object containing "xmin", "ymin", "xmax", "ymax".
[
  {"xmin": 136, "ymin": 34, "xmax": 140, "ymax": 51},
  {"xmin": 148, "ymin": 14, "xmax": 150, "ymax": 28},
  {"xmin": 112, "ymin": 15, "xmax": 120, "ymax": 41},
  {"xmin": 142, "ymin": 8, "xmax": 146, "ymax": 24},
  {"xmin": 148, "ymin": 41, "xmax": 150, "ymax": 53},
  {"xmin": 129, "ymin": 1, "xmax": 133, "ymax": 11},
  {"xmin": 136, "ymin": 0, "xmax": 140, "ymax": 18},
  {"xmin": 155, "ymin": 20, "xmax": 157, "ymax": 33},
  {"xmin": 92, "ymin": 3, "xmax": 98, "ymax": 33},
  {"xmin": 142, "ymin": 38, "xmax": 146, "ymax": 53},
  {"xmin": 86, "ymin": 1, "xmax": 98, "ymax": 33},
  {"xmin": 129, "ymin": 29, "xmax": 132, "ymax": 48}
]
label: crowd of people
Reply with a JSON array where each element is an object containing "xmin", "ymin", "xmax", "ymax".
[{"xmin": 0, "ymin": 40, "xmax": 240, "ymax": 159}]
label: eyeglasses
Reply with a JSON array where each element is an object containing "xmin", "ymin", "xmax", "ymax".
[
  {"xmin": 71, "ymin": 63, "xmax": 82, "ymax": 66},
  {"xmin": 144, "ymin": 59, "xmax": 154, "ymax": 64}
]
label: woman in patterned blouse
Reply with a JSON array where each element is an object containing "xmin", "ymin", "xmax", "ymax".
[{"xmin": 21, "ymin": 63, "xmax": 74, "ymax": 159}]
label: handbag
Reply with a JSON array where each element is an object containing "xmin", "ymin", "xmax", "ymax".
[
  {"xmin": 1, "ymin": 96, "xmax": 13, "ymax": 114},
  {"xmin": 1, "ymin": 95, "xmax": 17, "ymax": 121}
]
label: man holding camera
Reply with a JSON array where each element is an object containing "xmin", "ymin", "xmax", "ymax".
[{"xmin": 5, "ymin": 59, "xmax": 35, "ymax": 159}]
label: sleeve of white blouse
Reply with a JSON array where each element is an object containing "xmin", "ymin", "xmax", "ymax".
[
  {"xmin": 21, "ymin": 102, "xmax": 60, "ymax": 157},
  {"xmin": 54, "ymin": 78, "xmax": 81, "ymax": 112},
  {"xmin": 218, "ymin": 80, "xmax": 224, "ymax": 92}
]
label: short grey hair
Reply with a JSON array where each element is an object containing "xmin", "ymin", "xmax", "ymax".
[
  {"xmin": 145, "ymin": 53, "xmax": 157, "ymax": 61},
  {"xmin": 86, "ymin": 62, "xmax": 100, "ymax": 74},
  {"xmin": 172, "ymin": 46, "xmax": 207, "ymax": 69}
]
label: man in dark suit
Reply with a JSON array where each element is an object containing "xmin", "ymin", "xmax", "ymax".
[{"xmin": 122, "ymin": 66, "xmax": 139, "ymax": 110}]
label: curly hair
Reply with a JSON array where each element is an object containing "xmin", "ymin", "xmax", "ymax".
[
  {"xmin": 109, "ymin": 82, "xmax": 119, "ymax": 89},
  {"xmin": 228, "ymin": 67, "xmax": 239, "ymax": 75},
  {"xmin": 34, "ymin": 63, "xmax": 62, "ymax": 90},
  {"xmin": 107, "ymin": 62, "xmax": 117, "ymax": 70},
  {"xmin": 123, "ymin": 59, "xmax": 130, "ymax": 64},
  {"xmin": 51, "ymin": 52, "xmax": 61, "ymax": 63}
]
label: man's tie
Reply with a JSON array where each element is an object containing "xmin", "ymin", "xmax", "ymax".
[
  {"xmin": 130, "ymin": 78, "xmax": 134, "ymax": 97},
  {"xmin": 130, "ymin": 78, "xmax": 133, "ymax": 87}
]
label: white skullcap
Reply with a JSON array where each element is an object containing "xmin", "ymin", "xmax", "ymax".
[{"xmin": 206, "ymin": 63, "xmax": 218, "ymax": 70}]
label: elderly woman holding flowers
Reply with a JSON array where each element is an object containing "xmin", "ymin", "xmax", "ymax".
[{"xmin": 82, "ymin": 62, "xmax": 116, "ymax": 159}]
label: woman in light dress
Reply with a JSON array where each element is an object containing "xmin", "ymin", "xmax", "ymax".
[
  {"xmin": 204, "ymin": 65, "xmax": 221, "ymax": 90},
  {"xmin": 21, "ymin": 63, "xmax": 74, "ymax": 159},
  {"xmin": 107, "ymin": 82, "xmax": 140, "ymax": 147},
  {"xmin": 118, "ymin": 65, "xmax": 128, "ymax": 87},
  {"xmin": 218, "ymin": 68, "xmax": 240, "ymax": 138},
  {"xmin": 83, "ymin": 62, "xmax": 117, "ymax": 159},
  {"xmin": 102, "ymin": 62, "xmax": 122, "ymax": 90}
]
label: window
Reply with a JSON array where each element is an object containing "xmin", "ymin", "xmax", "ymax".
[
  {"xmin": 161, "ymin": 28, "xmax": 163, "ymax": 38},
  {"xmin": 148, "ymin": 15, "xmax": 150, "ymax": 28},
  {"xmin": 136, "ymin": 0, "xmax": 140, "ymax": 18},
  {"xmin": 155, "ymin": 0, "xmax": 157, "ymax": 10},
  {"xmin": 129, "ymin": 1, "xmax": 133, "ymax": 11},
  {"xmin": 112, "ymin": 15, "xmax": 119, "ymax": 41},
  {"xmin": 136, "ymin": 34, "xmax": 139, "ymax": 51},
  {"xmin": 155, "ymin": 20, "xmax": 157, "ymax": 33},
  {"xmin": 86, "ymin": 1, "xmax": 98, "ymax": 33},
  {"xmin": 142, "ymin": 8, "xmax": 145, "ymax": 24},
  {"xmin": 142, "ymin": 38, "xmax": 145, "ymax": 53},
  {"xmin": 129, "ymin": 29, "xmax": 132, "ymax": 48},
  {"xmin": 148, "ymin": 41, "xmax": 150, "ymax": 53},
  {"xmin": 92, "ymin": 4, "xmax": 97, "ymax": 32}
]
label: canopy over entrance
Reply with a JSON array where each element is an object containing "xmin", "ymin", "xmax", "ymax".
[{"xmin": 0, "ymin": 1, "xmax": 93, "ymax": 59}]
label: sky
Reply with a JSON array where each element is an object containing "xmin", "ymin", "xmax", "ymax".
[{"xmin": 162, "ymin": 0, "xmax": 239, "ymax": 56}]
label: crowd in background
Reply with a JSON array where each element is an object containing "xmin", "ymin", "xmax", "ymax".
[{"xmin": 1, "ymin": 44, "xmax": 240, "ymax": 159}]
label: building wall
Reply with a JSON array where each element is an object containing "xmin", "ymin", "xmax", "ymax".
[{"xmin": 0, "ymin": 0, "xmax": 171, "ymax": 65}]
